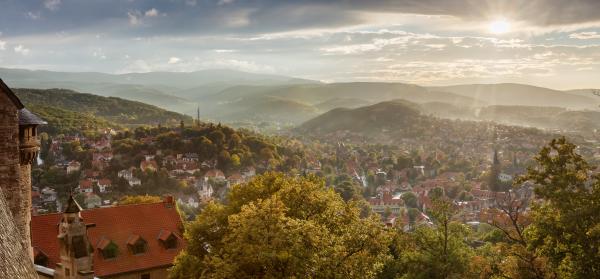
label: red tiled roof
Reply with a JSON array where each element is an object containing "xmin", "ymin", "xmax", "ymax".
[
  {"xmin": 31, "ymin": 201, "xmax": 185, "ymax": 277},
  {"xmin": 205, "ymin": 169, "xmax": 224, "ymax": 178},
  {"xmin": 80, "ymin": 179, "xmax": 93, "ymax": 189},
  {"xmin": 157, "ymin": 229, "xmax": 174, "ymax": 242},
  {"xmin": 98, "ymin": 178, "xmax": 111, "ymax": 186}
]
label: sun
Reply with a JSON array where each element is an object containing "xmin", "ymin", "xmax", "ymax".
[{"xmin": 489, "ymin": 19, "xmax": 511, "ymax": 34}]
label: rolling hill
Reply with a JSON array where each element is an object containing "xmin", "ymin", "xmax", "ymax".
[
  {"xmin": 14, "ymin": 88, "xmax": 192, "ymax": 128},
  {"xmin": 0, "ymin": 67, "xmax": 316, "ymax": 115},
  {"xmin": 297, "ymin": 100, "xmax": 424, "ymax": 135},
  {"xmin": 27, "ymin": 104, "xmax": 120, "ymax": 135},
  {"xmin": 432, "ymin": 83, "xmax": 600, "ymax": 109}
]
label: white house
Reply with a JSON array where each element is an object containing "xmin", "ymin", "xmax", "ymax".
[
  {"xmin": 197, "ymin": 179, "xmax": 214, "ymax": 201},
  {"xmin": 97, "ymin": 179, "xmax": 112, "ymax": 193}
]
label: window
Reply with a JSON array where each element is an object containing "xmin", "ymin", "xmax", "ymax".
[
  {"xmin": 128, "ymin": 236, "xmax": 147, "ymax": 255},
  {"xmin": 101, "ymin": 241, "xmax": 119, "ymax": 259},
  {"xmin": 141, "ymin": 274, "xmax": 150, "ymax": 279},
  {"xmin": 72, "ymin": 235, "xmax": 88, "ymax": 259},
  {"xmin": 164, "ymin": 235, "xmax": 177, "ymax": 249},
  {"xmin": 34, "ymin": 251, "xmax": 49, "ymax": 267}
]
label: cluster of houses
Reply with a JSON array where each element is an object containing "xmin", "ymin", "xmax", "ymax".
[{"xmin": 36, "ymin": 131, "xmax": 261, "ymax": 213}]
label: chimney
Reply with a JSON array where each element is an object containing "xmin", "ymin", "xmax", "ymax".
[{"xmin": 164, "ymin": 195, "xmax": 174, "ymax": 208}]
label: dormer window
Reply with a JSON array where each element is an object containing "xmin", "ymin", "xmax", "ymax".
[
  {"xmin": 158, "ymin": 229, "xmax": 178, "ymax": 249},
  {"xmin": 97, "ymin": 237, "xmax": 119, "ymax": 260},
  {"xmin": 127, "ymin": 235, "xmax": 147, "ymax": 255}
]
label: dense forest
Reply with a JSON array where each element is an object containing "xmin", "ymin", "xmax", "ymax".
[
  {"xmin": 14, "ymin": 88, "xmax": 191, "ymax": 128},
  {"xmin": 27, "ymin": 104, "xmax": 120, "ymax": 135}
]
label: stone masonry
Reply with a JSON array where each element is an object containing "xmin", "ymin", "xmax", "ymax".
[{"xmin": 0, "ymin": 82, "xmax": 33, "ymax": 256}]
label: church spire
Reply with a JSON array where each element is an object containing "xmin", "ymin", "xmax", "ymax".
[
  {"xmin": 493, "ymin": 149, "xmax": 500, "ymax": 165},
  {"xmin": 64, "ymin": 194, "xmax": 81, "ymax": 214},
  {"xmin": 55, "ymin": 195, "xmax": 93, "ymax": 279}
]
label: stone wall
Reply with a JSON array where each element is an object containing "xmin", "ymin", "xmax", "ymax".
[
  {"xmin": 0, "ymin": 186, "xmax": 38, "ymax": 279},
  {"xmin": 0, "ymin": 87, "xmax": 31, "ymax": 255}
]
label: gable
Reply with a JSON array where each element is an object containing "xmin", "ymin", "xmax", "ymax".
[{"xmin": 0, "ymin": 79, "xmax": 24, "ymax": 109}]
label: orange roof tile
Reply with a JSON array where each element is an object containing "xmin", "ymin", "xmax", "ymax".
[{"xmin": 31, "ymin": 201, "xmax": 185, "ymax": 277}]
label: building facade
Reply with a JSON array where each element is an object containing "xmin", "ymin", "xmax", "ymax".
[{"xmin": 0, "ymin": 79, "xmax": 45, "ymax": 277}]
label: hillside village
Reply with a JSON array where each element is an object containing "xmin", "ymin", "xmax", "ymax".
[{"xmin": 31, "ymin": 103, "xmax": 600, "ymax": 232}]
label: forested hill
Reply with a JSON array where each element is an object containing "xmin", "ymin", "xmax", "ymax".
[
  {"xmin": 14, "ymin": 88, "xmax": 192, "ymax": 126},
  {"xmin": 297, "ymin": 100, "xmax": 424, "ymax": 135},
  {"xmin": 27, "ymin": 104, "xmax": 120, "ymax": 135}
]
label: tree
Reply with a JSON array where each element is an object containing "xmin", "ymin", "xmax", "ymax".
[
  {"xmin": 118, "ymin": 195, "xmax": 162, "ymax": 205},
  {"xmin": 170, "ymin": 173, "xmax": 392, "ymax": 279},
  {"xmin": 402, "ymin": 192, "xmax": 418, "ymax": 208},
  {"xmin": 428, "ymin": 187, "xmax": 444, "ymax": 200},
  {"xmin": 520, "ymin": 137, "xmax": 600, "ymax": 278},
  {"xmin": 483, "ymin": 190, "xmax": 548, "ymax": 279},
  {"xmin": 382, "ymin": 199, "xmax": 474, "ymax": 279}
]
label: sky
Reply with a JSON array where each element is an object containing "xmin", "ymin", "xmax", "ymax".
[{"xmin": 1, "ymin": 0, "xmax": 600, "ymax": 89}]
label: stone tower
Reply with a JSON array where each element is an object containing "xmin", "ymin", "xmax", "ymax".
[
  {"xmin": 0, "ymin": 79, "xmax": 45, "ymax": 258},
  {"xmin": 54, "ymin": 196, "xmax": 94, "ymax": 279}
]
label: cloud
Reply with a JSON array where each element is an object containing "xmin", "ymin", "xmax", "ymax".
[
  {"xmin": 218, "ymin": 0, "xmax": 235, "ymax": 5},
  {"xmin": 145, "ymin": 8, "xmax": 159, "ymax": 17},
  {"xmin": 214, "ymin": 49, "xmax": 237, "ymax": 53},
  {"xmin": 168, "ymin": 57, "xmax": 181, "ymax": 64},
  {"xmin": 185, "ymin": 0, "xmax": 197, "ymax": 6},
  {"xmin": 43, "ymin": 0, "xmax": 61, "ymax": 11},
  {"xmin": 0, "ymin": 40, "xmax": 5, "ymax": 51},
  {"xmin": 128, "ymin": 11, "xmax": 141, "ymax": 25},
  {"xmin": 569, "ymin": 31, "xmax": 600, "ymax": 39},
  {"xmin": 14, "ymin": 45, "xmax": 30, "ymax": 55},
  {"xmin": 26, "ymin": 11, "xmax": 41, "ymax": 20}
]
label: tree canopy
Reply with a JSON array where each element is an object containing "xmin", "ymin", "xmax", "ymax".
[{"xmin": 169, "ymin": 172, "xmax": 392, "ymax": 279}]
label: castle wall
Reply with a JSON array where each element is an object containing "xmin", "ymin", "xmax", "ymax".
[
  {"xmin": 0, "ymin": 87, "xmax": 32, "ymax": 256},
  {"xmin": 0, "ymin": 178, "xmax": 37, "ymax": 279}
]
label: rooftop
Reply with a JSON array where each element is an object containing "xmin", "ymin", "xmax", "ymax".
[{"xmin": 31, "ymin": 200, "xmax": 185, "ymax": 277}]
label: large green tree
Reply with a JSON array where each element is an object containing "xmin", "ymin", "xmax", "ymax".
[
  {"xmin": 522, "ymin": 137, "xmax": 600, "ymax": 278},
  {"xmin": 170, "ymin": 172, "xmax": 391, "ymax": 279},
  {"xmin": 380, "ymin": 199, "xmax": 474, "ymax": 279}
]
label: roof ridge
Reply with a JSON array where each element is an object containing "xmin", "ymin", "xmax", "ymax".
[{"xmin": 34, "ymin": 201, "xmax": 172, "ymax": 217}]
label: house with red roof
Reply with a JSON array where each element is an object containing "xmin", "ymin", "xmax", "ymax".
[
  {"xmin": 204, "ymin": 169, "xmax": 225, "ymax": 181},
  {"xmin": 79, "ymin": 179, "xmax": 94, "ymax": 193},
  {"xmin": 31, "ymin": 197, "xmax": 185, "ymax": 279},
  {"xmin": 97, "ymin": 178, "xmax": 112, "ymax": 193}
]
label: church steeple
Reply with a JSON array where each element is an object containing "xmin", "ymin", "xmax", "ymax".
[
  {"xmin": 493, "ymin": 149, "xmax": 500, "ymax": 165},
  {"xmin": 55, "ymin": 195, "xmax": 94, "ymax": 279}
]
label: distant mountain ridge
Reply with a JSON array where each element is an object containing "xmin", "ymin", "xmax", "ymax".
[
  {"xmin": 3, "ymin": 68, "xmax": 600, "ymax": 132},
  {"xmin": 299, "ymin": 99, "xmax": 600, "ymax": 138},
  {"xmin": 431, "ymin": 83, "xmax": 599, "ymax": 110}
]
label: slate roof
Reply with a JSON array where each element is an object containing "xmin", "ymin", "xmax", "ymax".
[
  {"xmin": 31, "ymin": 201, "xmax": 185, "ymax": 277},
  {"xmin": 18, "ymin": 108, "xmax": 47, "ymax": 125},
  {"xmin": 64, "ymin": 195, "xmax": 82, "ymax": 213}
]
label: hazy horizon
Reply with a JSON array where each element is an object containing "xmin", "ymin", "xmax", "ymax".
[{"xmin": 1, "ymin": 0, "xmax": 600, "ymax": 90}]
